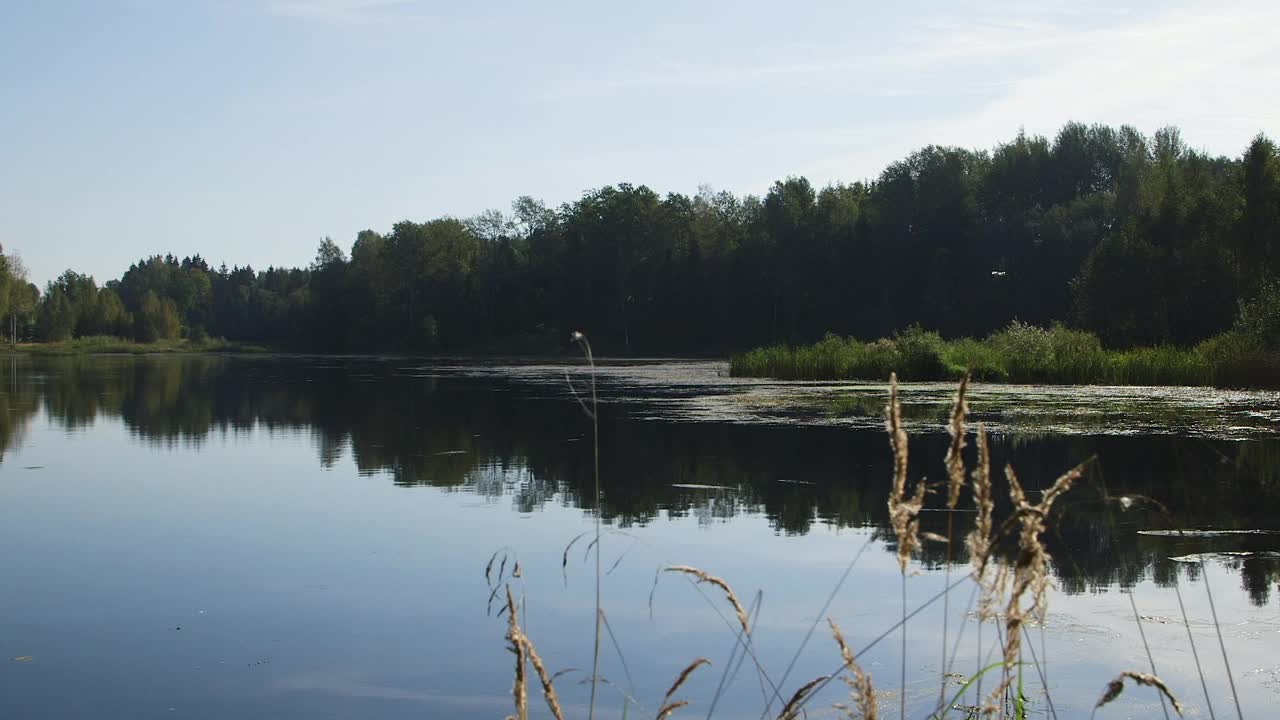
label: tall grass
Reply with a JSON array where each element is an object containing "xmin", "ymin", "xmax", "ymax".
[{"xmin": 730, "ymin": 322, "xmax": 1280, "ymax": 388}]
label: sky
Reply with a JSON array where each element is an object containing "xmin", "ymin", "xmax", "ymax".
[{"xmin": 2, "ymin": 0, "xmax": 1277, "ymax": 288}]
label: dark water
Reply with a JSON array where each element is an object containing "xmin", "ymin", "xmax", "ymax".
[{"xmin": 1, "ymin": 355, "xmax": 1278, "ymax": 719}]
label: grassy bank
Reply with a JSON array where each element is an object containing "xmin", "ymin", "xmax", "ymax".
[
  {"xmin": 730, "ymin": 322, "xmax": 1280, "ymax": 388},
  {"xmin": 9, "ymin": 335, "xmax": 268, "ymax": 355}
]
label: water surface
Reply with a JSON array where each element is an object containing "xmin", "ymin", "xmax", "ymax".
[{"xmin": 2, "ymin": 355, "xmax": 1278, "ymax": 719}]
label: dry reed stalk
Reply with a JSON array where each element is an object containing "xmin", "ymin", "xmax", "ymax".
[
  {"xmin": 655, "ymin": 657, "xmax": 710, "ymax": 720},
  {"xmin": 945, "ymin": 372, "xmax": 970, "ymax": 509},
  {"xmin": 504, "ymin": 587, "xmax": 528, "ymax": 720},
  {"xmin": 1094, "ymin": 671, "xmax": 1185, "ymax": 717},
  {"xmin": 828, "ymin": 619, "xmax": 877, "ymax": 720},
  {"xmin": 504, "ymin": 586, "xmax": 565, "ymax": 720},
  {"xmin": 885, "ymin": 372, "xmax": 923, "ymax": 720},
  {"xmin": 524, "ymin": 637, "xmax": 564, "ymax": 720},
  {"xmin": 986, "ymin": 460, "xmax": 1087, "ymax": 707},
  {"xmin": 777, "ymin": 675, "xmax": 830, "ymax": 720},
  {"xmin": 664, "ymin": 565, "xmax": 749, "ymax": 634},
  {"xmin": 966, "ymin": 426, "xmax": 995, "ymax": 587},
  {"xmin": 655, "ymin": 700, "xmax": 688, "ymax": 719},
  {"xmin": 939, "ymin": 374, "xmax": 969, "ymax": 715},
  {"xmin": 885, "ymin": 373, "xmax": 925, "ymax": 572},
  {"xmin": 1006, "ymin": 462, "xmax": 1086, "ymax": 625}
]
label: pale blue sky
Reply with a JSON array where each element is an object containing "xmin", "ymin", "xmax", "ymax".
[{"xmin": 2, "ymin": 0, "xmax": 1276, "ymax": 287}]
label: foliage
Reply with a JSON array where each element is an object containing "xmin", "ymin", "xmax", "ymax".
[
  {"xmin": 136, "ymin": 291, "xmax": 182, "ymax": 342},
  {"xmin": 21, "ymin": 124, "xmax": 1280, "ymax": 357},
  {"xmin": 1233, "ymin": 282, "xmax": 1280, "ymax": 350}
]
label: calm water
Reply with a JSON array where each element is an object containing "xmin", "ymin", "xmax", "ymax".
[{"xmin": 1, "ymin": 355, "xmax": 1279, "ymax": 719}]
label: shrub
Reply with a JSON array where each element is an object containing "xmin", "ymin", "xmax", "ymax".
[
  {"xmin": 890, "ymin": 325, "xmax": 947, "ymax": 380},
  {"xmin": 987, "ymin": 321, "xmax": 1053, "ymax": 381}
]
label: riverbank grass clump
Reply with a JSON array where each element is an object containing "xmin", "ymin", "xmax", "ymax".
[{"xmin": 730, "ymin": 322, "xmax": 1280, "ymax": 388}]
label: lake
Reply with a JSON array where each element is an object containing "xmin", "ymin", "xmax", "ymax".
[{"xmin": 1, "ymin": 354, "xmax": 1278, "ymax": 719}]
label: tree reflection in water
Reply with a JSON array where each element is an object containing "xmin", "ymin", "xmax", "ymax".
[{"xmin": 4, "ymin": 354, "xmax": 1278, "ymax": 605}]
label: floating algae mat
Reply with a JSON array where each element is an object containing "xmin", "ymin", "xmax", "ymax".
[
  {"xmin": 465, "ymin": 361, "xmax": 1280, "ymax": 440},
  {"xmin": 1169, "ymin": 551, "xmax": 1280, "ymax": 563},
  {"xmin": 1138, "ymin": 529, "xmax": 1280, "ymax": 537}
]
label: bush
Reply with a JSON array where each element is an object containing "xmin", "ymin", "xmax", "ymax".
[
  {"xmin": 986, "ymin": 321, "xmax": 1053, "ymax": 381},
  {"xmin": 890, "ymin": 325, "xmax": 947, "ymax": 380}
]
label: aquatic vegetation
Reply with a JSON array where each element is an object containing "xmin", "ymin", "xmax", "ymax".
[{"xmin": 730, "ymin": 321, "xmax": 1280, "ymax": 388}]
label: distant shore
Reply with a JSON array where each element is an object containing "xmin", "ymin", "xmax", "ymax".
[{"xmin": 8, "ymin": 336, "xmax": 269, "ymax": 355}]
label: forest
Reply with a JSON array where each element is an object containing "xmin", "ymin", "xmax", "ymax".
[{"xmin": 4, "ymin": 122, "xmax": 1279, "ymax": 356}]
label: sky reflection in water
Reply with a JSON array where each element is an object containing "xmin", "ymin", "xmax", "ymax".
[{"xmin": 1, "ymin": 355, "xmax": 1278, "ymax": 719}]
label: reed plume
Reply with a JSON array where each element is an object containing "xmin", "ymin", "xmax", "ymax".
[
  {"xmin": 664, "ymin": 565, "xmax": 749, "ymax": 634},
  {"xmin": 986, "ymin": 459, "xmax": 1088, "ymax": 707},
  {"xmin": 1005, "ymin": 462, "xmax": 1086, "ymax": 628},
  {"xmin": 656, "ymin": 657, "xmax": 710, "ymax": 719},
  {"xmin": 777, "ymin": 675, "xmax": 830, "ymax": 720},
  {"xmin": 504, "ymin": 586, "xmax": 565, "ymax": 720},
  {"xmin": 966, "ymin": 426, "xmax": 994, "ymax": 583},
  {"xmin": 885, "ymin": 373, "xmax": 924, "ymax": 572},
  {"xmin": 829, "ymin": 618, "xmax": 877, "ymax": 720},
  {"xmin": 504, "ymin": 587, "xmax": 529, "ymax": 720},
  {"xmin": 1093, "ymin": 671, "xmax": 1184, "ymax": 717},
  {"xmin": 944, "ymin": 372, "xmax": 970, "ymax": 510},
  {"xmin": 939, "ymin": 372, "xmax": 969, "ymax": 710},
  {"xmin": 885, "ymin": 372, "xmax": 922, "ymax": 720}
]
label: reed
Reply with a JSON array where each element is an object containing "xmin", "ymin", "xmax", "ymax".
[
  {"xmin": 729, "ymin": 321, "xmax": 1280, "ymax": 388},
  {"xmin": 487, "ymin": 369, "xmax": 1229, "ymax": 720},
  {"xmin": 1092, "ymin": 671, "xmax": 1185, "ymax": 718},
  {"xmin": 777, "ymin": 675, "xmax": 830, "ymax": 720},
  {"xmin": 656, "ymin": 658, "xmax": 710, "ymax": 719},
  {"xmin": 662, "ymin": 565, "xmax": 750, "ymax": 635},
  {"xmin": 829, "ymin": 618, "xmax": 877, "ymax": 720}
]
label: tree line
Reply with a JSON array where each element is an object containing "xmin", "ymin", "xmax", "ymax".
[{"xmin": 6, "ymin": 122, "xmax": 1280, "ymax": 353}]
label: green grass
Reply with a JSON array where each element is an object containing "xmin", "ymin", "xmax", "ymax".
[
  {"xmin": 730, "ymin": 323, "xmax": 1280, "ymax": 388},
  {"xmin": 9, "ymin": 335, "xmax": 268, "ymax": 355}
]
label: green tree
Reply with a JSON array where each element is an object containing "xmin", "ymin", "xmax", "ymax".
[
  {"xmin": 1239, "ymin": 135, "xmax": 1280, "ymax": 286},
  {"xmin": 1072, "ymin": 234, "xmax": 1168, "ymax": 346},
  {"xmin": 87, "ymin": 288, "xmax": 130, "ymax": 337},
  {"xmin": 136, "ymin": 291, "xmax": 181, "ymax": 341}
]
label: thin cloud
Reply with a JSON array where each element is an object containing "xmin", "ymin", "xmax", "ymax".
[
  {"xmin": 268, "ymin": 0, "xmax": 425, "ymax": 25},
  {"xmin": 779, "ymin": 1, "xmax": 1280, "ymax": 184}
]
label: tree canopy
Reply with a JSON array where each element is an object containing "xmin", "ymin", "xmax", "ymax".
[{"xmin": 22, "ymin": 123, "xmax": 1280, "ymax": 353}]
